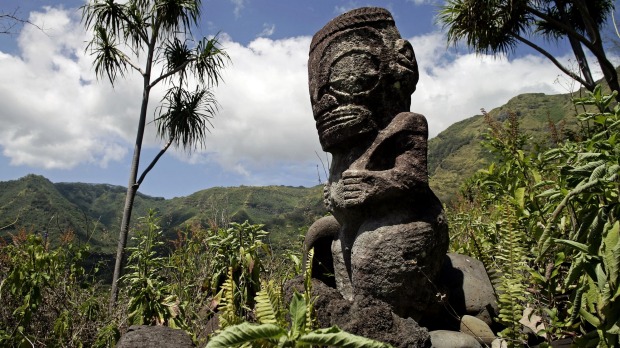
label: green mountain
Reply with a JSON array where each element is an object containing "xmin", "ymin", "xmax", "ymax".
[
  {"xmin": 428, "ymin": 91, "xmax": 578, "ymax": 202},
  {"xmin": 0, "ymin": 175, "xmax": 323, "ymax": 254}
]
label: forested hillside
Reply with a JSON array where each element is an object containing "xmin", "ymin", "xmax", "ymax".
[
  {"xmin": 428, "ymin": 91, "xmax": 579, "ymax": 201},
  {"xmin": 0, "ymin": 175, "xmax": 324, "ymax": 253}
]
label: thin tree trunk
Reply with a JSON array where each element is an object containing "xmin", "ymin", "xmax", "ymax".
[
  {"xmin": 575, "ymin": 0, "xmax": 620, "ymax": 101},
  {"xmin": 567, "ymin": 36, "xmax": 595, "ymax": 91},
  {"xmin": 512, "ymin": 34, "xmax": 592, "ymax": 89},
  {"xmin": 109, "ymin": 86, "xmax": 150, "ymax": 311},
  {"xmin": 109, "ymin": 178, "xmax": 138, "ymax": 310},
  {"xmin": 109, "ymin": 31, "xmax": 157, "ymax": 310}
]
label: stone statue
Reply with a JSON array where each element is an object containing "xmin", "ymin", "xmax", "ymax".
[{"xmin": 305, "ymin": 7, "xmax": 449, "ymax": 320}]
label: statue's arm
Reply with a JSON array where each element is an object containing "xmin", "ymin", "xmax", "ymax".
[{"xmin": 339, "ymin": 112, "xmax": 429, "ymax": 208}]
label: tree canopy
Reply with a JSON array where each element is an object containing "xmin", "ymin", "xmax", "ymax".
[{"xmin": 438, "ymin": 0, "xmax": 619, "ymax": 98}]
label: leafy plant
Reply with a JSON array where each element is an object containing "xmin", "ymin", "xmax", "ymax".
[
  {"xmin": 449, "ymin": 85, "xmax": 620, "ymax": 346},
  {"xmin": 121, "ymin": 209, "xmax": 186, "ymax": 328},
  {"xmin": 537, "ymin": 86, "xmax": 620, "ymax": 347},
  {"xmin": 0, "ymin": 230, "xmax": 105, "ymax": 347},
  {"xmin": 208, "ymin": 292, "xmax": 392, "ymax": 348},
  {"xmin": 208, "ymin": 221, "xmax": 271, "ymax": 319}
]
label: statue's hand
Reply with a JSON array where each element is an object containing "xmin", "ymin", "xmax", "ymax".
[
  {"xmin": 323, "ymin": 183, "xmax": 333, "ymax": 211},
  {"xmin": 341, "ymin": 169, "xmax": 374, "ymax": 208}
]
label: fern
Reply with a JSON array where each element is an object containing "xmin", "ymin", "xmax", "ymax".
[
  {"xmin": 217, "ymin": 267, "xmax": 243, "ymax": 329},
  {"xmin": 254, "ymin": 280, "xmax": 282, "ymax": 326},
  {"xmin": 495, "ymin": 204, "xmax": 528, "ymax": 346}
]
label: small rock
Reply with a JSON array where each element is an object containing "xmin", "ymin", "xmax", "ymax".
[
  {"xmin": 460, "ymin": 315, "xmax": 496, "ymax": 345},
  {"xmin": 429, "ymin": 330, "xmax": 482, "ymax": 348},
  {"xmin": 492, "ymin": 338, "xmax": 508, "ymax": 348},
  {"xmin": 116, "ymin": 325, "xmax": 194, "ymax": 348}
]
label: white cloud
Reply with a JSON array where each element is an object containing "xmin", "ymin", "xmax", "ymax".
[
  {"xmin": 186, "ymin": 35, "xmax": 320, "ymax": 177},
  {"xmin": 257, "ymin": 23, "xmax": 275, "ymax": 38},
  {"xmin": 406, "ymin": 0, "xmax": 438, "ymax": 5},
  {"xmin": 408, "ymin": 32, "xmax": 582, "ymax": 137},
  {"xmin": 229, "ymin": 0, "xmax": 246, "ymax": 18},
  {"xmin": 0, "ymin": 7, "xmax": 596, "ymax": 181}
]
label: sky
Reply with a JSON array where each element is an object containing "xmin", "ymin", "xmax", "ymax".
[{"xmin": 0, "ymin": 0, "xmax": 618, "ymax": 198}]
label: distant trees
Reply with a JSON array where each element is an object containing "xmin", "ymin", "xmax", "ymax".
[
  {"xmin": 81, "ymin": 0, "xmax": 229, "ymax": 310},
  {"xmin": 438, "ymin": 0, "xmax": 619, "ymax": 99}
]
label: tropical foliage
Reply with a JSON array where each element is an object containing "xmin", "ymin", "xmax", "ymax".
[
  {"xmin": 449, "ymin": 85, "xmax": 620, "ymax": 347},
  {"xmin": 0, "ymin": 230, "xmax": 106, "ymax": 347}
]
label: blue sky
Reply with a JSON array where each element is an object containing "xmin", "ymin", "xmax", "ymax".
[{"xmin": 0, "ymin": 0, "xmax": 617, "ymax": 198}]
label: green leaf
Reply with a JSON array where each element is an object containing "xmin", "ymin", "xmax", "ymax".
[
  {"xmin": 580, "ymin": 308, "xmax": 603, "ymax": 328},
  {"xmin": 205, "ymin": 322, "xmax": 285, "ymax": 348},
  {"xmin": 571, "ymin": 159, "xmax": 605, "ymax": 174},
  {"xmin": 555, "ymin": 239, "xmax": 591, "ymax": 254},
  {"xmin": 603, "ymin": 222, "xmax": 620, "ymax": 288},
  {"xmin": 514, "ymin": 187, "xmax": 525, "ymax": 211},
  {"xmin": 299, "ymin": 326, "xmax": 392, "ymax": 348},
  {"xmin": 289, "ymin": 292, "xmax": 307, "ymax": 339},
  {"xmin": 589, "ymin": 163, "xmax": 607, "ymax": 183}
]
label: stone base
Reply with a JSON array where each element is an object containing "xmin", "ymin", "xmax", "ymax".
[{"xmin": 284, "ymin": 276, "xmax": 432, "ymax": 348}]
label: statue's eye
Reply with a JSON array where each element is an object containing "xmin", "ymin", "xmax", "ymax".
[
  {"xmin": 398, "ymin": 41, "xmax": 414, "ymax": 61},
  {"xmin": 328, "ymin": 51, "xmax": 380, "ymax": 95}
]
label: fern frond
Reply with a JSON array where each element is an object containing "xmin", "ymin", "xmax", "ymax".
[
  {"xmin": 303, "ymin": 249, "xmax": 316, "ymax": 331},
  {"xmin": 218, "ymin": 267, "xmax": 242, "ymax": 329},
  {"xmin": 495, "ymin": 204, "xmax": 528, "ymax": 345},
  {"xmin": 255, "ymin": 280, "xmax": 282, "ymax": 325}
]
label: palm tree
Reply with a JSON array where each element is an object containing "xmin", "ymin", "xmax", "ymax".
[
  {"xmin": 81, "ymin": 0, "xmax": 230, "ymax": 310},
  {"xmin": 438, "ymin": 0, "xmax": 619, "ymax": 100}
]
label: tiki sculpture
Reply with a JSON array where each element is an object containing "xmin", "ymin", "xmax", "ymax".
[{"xmin": 306, "ymin": 7, "xmax": 449, "ymax": 320}]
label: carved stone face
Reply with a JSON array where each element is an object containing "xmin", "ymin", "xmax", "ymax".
[{"xmin": 309, "ymin": 13, "xmax": 419, "ymax": 152}]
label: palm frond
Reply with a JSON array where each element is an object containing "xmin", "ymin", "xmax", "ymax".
[
  {"xmin": 81, "ymin": 0, "xmax": 126, "ymax": 37},
  {"xmin": 194, "ymin": 35, "xmax": 230, "ymax": 87},
  {"xmin": 154, "ymin": 0, "xmax": 201, "ymax": 35},
  {"xmin": 163, "ymin": 38, "xmax": 193, "ymax": 82},
  {"xmin": 87, "ymin": 25, "xmax": 128, "ymax": 85},
  {"xmin": 155, "ymin": 86, "xmax": 218, "ymax": 151},
  {"xmin": 438, "ymin": 0, "xmax": 530, "ymax": 55}
]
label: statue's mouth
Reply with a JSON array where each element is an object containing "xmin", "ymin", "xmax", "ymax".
[{"xmin": 317, "ymin": 105, "xmax": 371, "ymax": 135}]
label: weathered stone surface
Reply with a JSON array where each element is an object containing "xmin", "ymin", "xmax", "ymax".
[
  {"xmin": 332, "ymin": 236, "xmax": 353, "ymax": 301},
  {"xmin": 284, "ymin": 277, "xmax": 431, "ymax": 347},
  {"xmin": 492, "ymin": 338, "xmax": 508, "ymax": 348},
  {"xmin": 116, "ymin": 325, "xmax": 194, "ymax": 348},
  {"xmin": 460, "ymin": 315, "xmax": 496, "ymax": 345},
  {"xmin": 336, "ymin": 296, "xmax": 431, "ymax": 348},
  {"xmin": 422, "ymin": 253, "xmax": 498, "ymax": 330},
  {"xmin": 442, "ymin": 253, "xmax": 498, "ymax": 324},
  {"xmin": 304, "ymin": 6, "xmax": 449, "ymax": 322},
  {"xmin": 304, "ymin": 215, "xmax": 339, "ymax": 288},
  {"xmin": 429, "ymin": 330, "xmax": 482, "ymax": 348}
]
